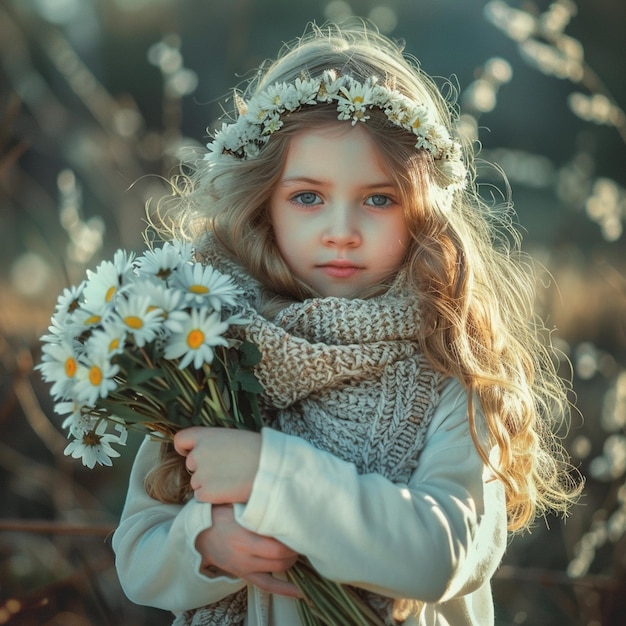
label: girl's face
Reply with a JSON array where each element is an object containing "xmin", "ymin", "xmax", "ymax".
[{"xmin": 269, "ymin": 123, "xmax": 410, "ymax": 299}]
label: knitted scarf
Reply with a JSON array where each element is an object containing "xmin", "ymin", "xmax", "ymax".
[{"xmin": 172, "ymin": 244, "xmax": 443, "ymax": 626}]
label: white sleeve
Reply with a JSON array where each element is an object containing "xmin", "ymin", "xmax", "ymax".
[
  {"xmin": 112, "ymin": 437, "xmax": 245, "ymax": 612},
  {"xmin": 234, "ymin": 378, "xmax": 507, "ymax": 602}
]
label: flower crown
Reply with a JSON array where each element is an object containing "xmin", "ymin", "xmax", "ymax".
[{"xmin": 205, "ymin": 70, "xmax": 467, "ymax": 189}]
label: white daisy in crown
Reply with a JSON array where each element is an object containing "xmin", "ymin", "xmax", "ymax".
[
  {"xmin": 290, "ymin": 77, "xmax": 320, "ymax": 106},
  {"xmin": 336, "ymin": 81, "xmax": 375, "ymax": 123},
  {"xmin": 204, "ymin": 70, "xmax": 468, "ymax": 190},
  {"xmin": 251, "ymin": 85, "xmax": 284, "ymax": 118}
]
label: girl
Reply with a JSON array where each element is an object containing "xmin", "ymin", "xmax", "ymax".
[{"xmin": 112, "ymin": 22, "xmax": 579, "ymax": 626}]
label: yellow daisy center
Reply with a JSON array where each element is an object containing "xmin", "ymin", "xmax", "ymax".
[
  {"xmin": 124, "ymin": 316, "xmax": 144, "ymax": 329},
  {"xmin": 109, "ymin": 338, "xmax": 120, "ymax": 352},
  {"xmin": 189, "ymin": 284, "xmax": 209, "ymax": 295},
  {"xmin": 187, "ymin": 329, "xmax": 205, "ymax": 350},
  {"xmin": 105, "ymin": 286, "xmax": 116, "ymax": 302},
  {"xmin": 65, "ymin": 357, "xmax": 77, "ymax": 378},
  {"xmin": 89, "ymin": 365, "xmax": 103, "ymax": 386},
  {"xmin": 84, "ymin": 315, "xmax": 101, "ymax": 326},
  {"xmin": 352, "ymin": 95, "xmax": 364, "ymax": 104}
]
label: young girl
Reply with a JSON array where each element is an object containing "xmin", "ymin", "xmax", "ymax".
[{"xmin": 112, "ymin": 22, "xmax": 579, "ymax": 626}]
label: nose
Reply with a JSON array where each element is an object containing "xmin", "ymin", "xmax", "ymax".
[{"xmin": 321, "ymin": 204, "xmax": 361, "ymax": 247}]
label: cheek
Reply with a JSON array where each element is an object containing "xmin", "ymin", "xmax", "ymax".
[
  {"xmin": 384, "ymin": 220, "xmax": 410, "ymax": 259},
  {"xmin": 272, "ymin": 214, "xmax": 304, "ymax": 263}
]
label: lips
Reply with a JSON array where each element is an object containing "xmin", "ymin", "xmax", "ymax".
[{"xmin": 318, "ymin": 260, "xmax": 362, "ymax": 278}]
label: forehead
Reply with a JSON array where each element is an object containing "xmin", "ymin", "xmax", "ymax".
[{"xmin": 279, "ymin": 123, "xmax": 392, "ymax": 181}]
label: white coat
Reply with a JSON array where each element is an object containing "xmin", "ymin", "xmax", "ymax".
[{"xmin": 112, "ymin": 378, "xmax": 508, "ymax": 625}]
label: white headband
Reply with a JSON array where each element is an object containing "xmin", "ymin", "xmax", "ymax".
[{"xmin": 204, "ymin": 70, "xmax": 467, "ymax": 190}]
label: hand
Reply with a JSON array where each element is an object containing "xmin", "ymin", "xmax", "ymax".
[
  {"xmin": 174, "ymin": 427, "xmax": 262, "ymax": 504},
  {"xmin": 196, "ymin": 504, "xmax": 301, "ymax": 598}
]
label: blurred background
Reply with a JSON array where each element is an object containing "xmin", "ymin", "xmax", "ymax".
[{"xmin": 0, "ymin": 0, "xmax": 624, "ymax": 624}]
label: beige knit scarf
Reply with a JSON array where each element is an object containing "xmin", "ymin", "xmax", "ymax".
[{"xmin": 172, "ymin": 243, "xmax": 443, "ymax": 626}]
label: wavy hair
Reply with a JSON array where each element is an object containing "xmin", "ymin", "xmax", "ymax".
[{"xmin": 149, "ymin": 22, "xmax": 580, "ymax": 533}]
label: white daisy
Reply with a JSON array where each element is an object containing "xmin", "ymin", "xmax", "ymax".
[
  {"xmin": 64, "ymin": 419, "xmax": 127, "ymax": 469},
  {"xmin": 132, "ymin": 280, "xmax": 185, "ymax": 319},
  {"xmin": 112, "ymin": 248, "xmax": 136, "ymax": 276},
  {"xmin": 292, "ymin": 76, "xmax": 320, "ymax": 106},
  {"xmin": 170, "ymin": 239, "xmax": 195, "ymax": 263},
  {"xmin": 164, "ymin": 308, "xmax": 229, "ymax": 369},
  {"xmin": 114, "ymin": 294, "xmax": 163, "ymax": 347},
  {"xmin": 85, "ymin": 322, "xmax": 127, "ymax": 359},
  {"xmin": 262, "ymin": 113, "xmax": 284, "ymax": 135},
  {"xmin": 54, "ymin": 281, "xmax": 86, "ymax": 322},
  {"xmin": 204, "ymin": 71, "xmax": 467, "ymax": 190},
  {"xmin": 246, "ymin": 100, "xmax": 272, "ymax": 126},
  {"xmin": 73, "ymin": 354, "xmax": 119, "ymax": 406},
  {"xmin": 54, "ymin": 400, "xmax": 85, "ymax": 432},
  {"xmin": 63, "ymin": 406, "xmax": 115, "ymax": 441},
  {"xmin": 83, "ymin": 260, "xmax": 123, "ymax": 314},
  {"xmin": 172, "ymin": 262, "xmax": 242, "ymax": 311},
  {"xmin": 340, "ymin": 82, "xmax": 372, "ymax": 110},
  {"xmin": 255, "ymin": 84, "xmax": 285, "ymax": 112},
  {"xmin": 72, "ymin": 306, "xmax": 106, "ymax": 333},
  {"xmin": 40, "ymin": 314, "xmax": 77, "ymax": 346},
  {"xmin": 135, "ymin": 241, "xmax": 188, "ymax": 282},
  {"xmin": 37, "ymin": 339, "xmax": 81, "ymax": 399},
  {"xmin": 207, "ymin": 123, "xmax": 231, "ymax": 156}
]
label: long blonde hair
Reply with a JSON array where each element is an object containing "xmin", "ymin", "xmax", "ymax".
[{"xmin": 150, "ymin": 22, "xmax": 580, "ymax": 532}]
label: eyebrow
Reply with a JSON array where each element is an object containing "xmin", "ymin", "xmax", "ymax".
[{"xmin": 278, "ymin": 176, "xmax": 396, "ymax": 189}]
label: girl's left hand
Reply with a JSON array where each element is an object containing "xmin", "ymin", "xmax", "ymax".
[{"xmin": 174, "ymin": 427, "xmax": 262, "ymax": 504}]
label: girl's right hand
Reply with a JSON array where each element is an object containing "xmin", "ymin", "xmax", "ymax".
[{"xmin": 195, "ymin": 504, "xmax": 302, "ymax": 598}]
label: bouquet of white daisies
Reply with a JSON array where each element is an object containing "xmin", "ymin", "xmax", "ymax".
[
  {"xmin": 38, "ymin": 239, "xmax": 385, "ymax": 626},
  {"xmin": 37, "ymin": 239, "xmax": 262, "ymax": 467}
]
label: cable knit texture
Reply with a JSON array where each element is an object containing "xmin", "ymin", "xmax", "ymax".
[{"xmin": 172, "ymin": 240, "xmax": 443, "ymax": 626}]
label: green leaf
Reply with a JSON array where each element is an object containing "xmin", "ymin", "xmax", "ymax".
[
  {"xmin": 235, "ymin": 370, "xmax": 264, "ymax": 394},
  {"xmin": 126, "ymin": 366, "xmax": 166, "ymax": 387},
  {"xmin": 239, "ymin": 340, "xmax": 262, "ymax": 367},
  {"xmin": 159, "ymin": 387, "xmax": 183, "ymax": 404},
  {"xmin": 96, "ymin": 400, "xmax": 151, "ymax": 424},
  {"xmin": 192, "ymin": 386, "xmax": 209, "ymax": 417}
]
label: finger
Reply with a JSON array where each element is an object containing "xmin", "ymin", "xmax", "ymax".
[
  {"xmin": 248, "ymin": 534, "xmax": 299, "ymax": 562},
  {"xmin": 173, "ymin": 426, "xmax": 204, "ymax": 456},
  {"xmin": 245, "ymin": 572, "xmax": 303, "ymax": 599},
  {"xmin": 242, "ymin": 553, "xmax": 299, "ymax": 574}
]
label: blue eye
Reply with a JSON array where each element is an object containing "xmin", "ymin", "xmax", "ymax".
[
  {"xmin": 292, "ymin": 192, "xmax": 322, "ymax": 205},
  {"xmin": 365, "ymin": 194, "xmax": 393, "ymax": 208}
]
